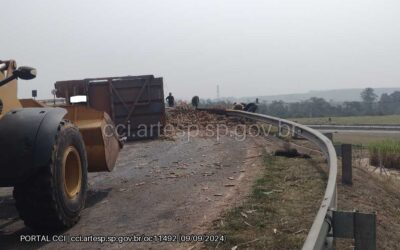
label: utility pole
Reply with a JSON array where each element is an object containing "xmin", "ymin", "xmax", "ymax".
[{"xmin": 216, "ymin": 84, "xmax": 220, "ymax": 100}]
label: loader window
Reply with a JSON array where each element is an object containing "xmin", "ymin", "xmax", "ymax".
[{"xmin": 70, "ymin": 95, "xmax": 87, "ymax": 104}]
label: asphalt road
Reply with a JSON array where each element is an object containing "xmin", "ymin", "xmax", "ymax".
[{"xmin": 0, "ymin": 135, "xmax": 263, "ymax": 250}]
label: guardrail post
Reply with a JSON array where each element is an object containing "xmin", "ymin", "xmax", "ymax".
[
  {"xmin": 354, "ymin": 212, "xmax": 376, "ymax": 250},
  {"xmin": 332, "ymin": 210, "xmax": 376, "ymax": 250},
  {"xmin": 341, "ymin": 144, "xmax": 352, "ymax": 185}
]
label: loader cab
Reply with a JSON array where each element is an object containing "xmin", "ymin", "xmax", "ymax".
[{"xmin": 0, "ymin": 61, "xmax": 20, "ymax": 116}]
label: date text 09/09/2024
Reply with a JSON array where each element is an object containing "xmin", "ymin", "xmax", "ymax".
[{"xmin": 20, "ymin": 234, "xmax": 227, "ymax": 244}]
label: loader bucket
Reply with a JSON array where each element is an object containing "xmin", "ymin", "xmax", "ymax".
[
  {"xmin": 62, "ymin": 105, "xmax": 122, "ymax": 172},
  {"xmin": 19, "ymin": 98, "xmax": 46, "ymax": 108}
]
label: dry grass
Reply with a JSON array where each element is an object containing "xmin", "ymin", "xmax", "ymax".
[{"xmin": 205, "ymin": 153, "xmax": 327, "ymax": 250}]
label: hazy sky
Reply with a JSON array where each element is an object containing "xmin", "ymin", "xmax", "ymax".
[{"xmin": 2, "ymin": 0, "xmax": 399, "ymax": 99}]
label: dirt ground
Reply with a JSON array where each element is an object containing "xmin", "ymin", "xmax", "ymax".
[
  {"xmin": 0, "ymin": 134, "xmax": 265, "ymax": 250},
  {"xmin": 204, "ymin": 141, "xmax": 327, "ymax": 250}
]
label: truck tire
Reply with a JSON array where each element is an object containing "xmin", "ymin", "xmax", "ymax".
[{"xmin": 13, "ymin": 120, "xmax": 88, "ymax": 231}]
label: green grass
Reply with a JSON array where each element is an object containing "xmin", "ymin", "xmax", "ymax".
[
  {"xmin": 291, "ymin": 115, "xmax": 400, "ymax": 125},
  {"xmin": 332, "ymin": 133, "xmax": 400, "ymax": 146},
  {"xmin": 368, "ymin": 139, "xmax": 400, "ymax": 169},
  {"xmin": 205, "ymin": 153, "xmax": 326, "ymax": 250}
]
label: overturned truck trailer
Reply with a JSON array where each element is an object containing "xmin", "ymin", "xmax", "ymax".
[{"xmin": 55, "ymin": 75, "xmax": 166, "ymax": 140}]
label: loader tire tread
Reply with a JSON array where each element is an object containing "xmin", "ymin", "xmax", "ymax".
[{"xmin": 13, "ymin": 120, "xmax": 88, "ymax": 231}]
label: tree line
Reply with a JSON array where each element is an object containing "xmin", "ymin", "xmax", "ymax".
[
  {"xmin": 200, "ymin": 88, "xmax": 400, "ymax": 118},
  {"xmin": 259, "ymin": 88, "xmax": 400, "ymax": 118}
]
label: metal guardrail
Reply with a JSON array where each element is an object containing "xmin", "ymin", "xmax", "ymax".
[{"xmin": 225, "ymin": 110, "xmax": 338, "ymax": 250}]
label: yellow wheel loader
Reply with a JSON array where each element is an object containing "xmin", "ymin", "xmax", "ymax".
[{"xmin": 0, "ymin": 60, "xmax": 122, "ymax": 231}]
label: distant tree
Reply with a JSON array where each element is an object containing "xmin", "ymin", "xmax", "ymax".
[
  {"xmin": 360, "ymin": 88, "xmax": 377, "ymax": 115},
  {"xmin": 379, "ymin": 93, "xmax": 392, "ymax": 115},
  {"xmin": 288, "ymin": 102, "xmax": 306, "ymax": 117},
  {"xmin": 257, "ymin": 101, "xmax": 268, "ymax": 114},
  {"xmin": 391, "ymin": 91, "xmax": 400, "ymax": 101},
  {"xmin": 268, "ymin": 100, "xmax": 288, "ymax": 117},
  {"xmin": 378, "ymin": 91, "xmax": 400, "ymax": 115},
  {"xmin": 391, "ymin": 92, "xmax": 400, "ymax": 114},
  {"xmin": 342, "ymin": 101, "xmax": 363, "ymax": 116},
  {"xmin": 360, "ymin": 88, "xmax": 377, "ymax": 103},
  {"xmin": 306, "ymin": 97, "xmax": 331, "ymax": 117}
]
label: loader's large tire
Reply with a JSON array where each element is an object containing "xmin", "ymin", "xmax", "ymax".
[{"xmin": 13, "ymin": 120, "xmax": 88, "ymax": 231}]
